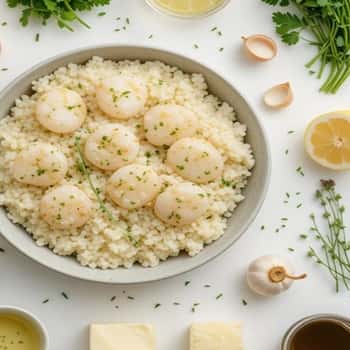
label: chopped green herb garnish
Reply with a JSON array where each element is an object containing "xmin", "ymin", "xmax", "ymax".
[
  {"xmin": 61, "ymin": 292, "xmax": 69, "ymax": 300},
  {"xmin": 216, "ymin": 293, "xmax": 223, "ymax": 300}
]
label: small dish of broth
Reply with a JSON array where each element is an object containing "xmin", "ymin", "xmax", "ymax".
[
  {"xmin": 282, "ymin": 314, "xmax": 350, "ymax": 350},
  {"xmin": 0, "ymin": 306, "xmax": 48, "ymax": 350}
]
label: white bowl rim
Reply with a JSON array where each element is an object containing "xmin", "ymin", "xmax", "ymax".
[
  {"xmin": 0, "ymin": 305, "xmax": 49, "ymax": 349},
  {"xmin": 0, "ymin": 44, "xmax": 271, "ymax": 284}
]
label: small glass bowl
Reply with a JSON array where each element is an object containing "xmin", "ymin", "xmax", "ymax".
[
  {"xmin": 145, "ymin": 0, "xmax": 231, "ymax": 19},
  {"xmin": 281, "ymin": 314, "xmax": 350, "ymax": 350}
]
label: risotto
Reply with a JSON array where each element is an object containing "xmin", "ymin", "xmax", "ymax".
[{"xmin": 0, "ymin": 57, "xmax": 254, "ymax": 269}]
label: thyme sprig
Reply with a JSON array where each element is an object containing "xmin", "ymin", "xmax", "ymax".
[
  {"xmin": 74, "ymin": 136, "xmax": 115, "ymax": 222},
  {"xmin": 308, "ymin": 179, "xmax": 350, "ymax": 292}
]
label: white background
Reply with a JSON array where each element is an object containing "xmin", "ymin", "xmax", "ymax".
[{"xmin": 0, "ymin": 1, "xmax": 349, "ymax": 349}]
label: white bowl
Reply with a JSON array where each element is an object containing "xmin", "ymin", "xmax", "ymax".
[
  {"xmin": 0, "ymin": 45, "xmax": 270, "ymax": 284},
  {"xmin": 0, "ymin": 305, "xmax": 49, "ymax": 349}
]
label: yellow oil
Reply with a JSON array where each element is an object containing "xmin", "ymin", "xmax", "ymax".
[
  {"xmin": 153, "ymin": 0, "xmax": 226, "ymax": 15},
  {"xmin": 0, "ymin": 313, "xmax": 41, "ymax": 350}
]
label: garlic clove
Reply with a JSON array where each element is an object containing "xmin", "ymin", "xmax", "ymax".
[
  {"xmin": 242, "ymin": 34, "xmax": 277, "ymax": 62},
  {"xmin": 263, "ymin": 82, "xmax": 293, "ymax": 109},
  {"xmin": 246, "ymin": 255, "xmax": 307, "ymax": 297}
]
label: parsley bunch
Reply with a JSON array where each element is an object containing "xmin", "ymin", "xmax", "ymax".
[
  {"xmin": 261, "ymin": 0, "xmax": 350, "ymax": 93},
  {"xmin": 7, "ymin": 0, "xmax": 111, "ymax": 31}
]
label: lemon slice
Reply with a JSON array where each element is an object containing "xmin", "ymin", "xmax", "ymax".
[
  {"xmin": 153, "ymin": 0, "xmax": 225, "ymax": 15},
  {"xmin": 304, "ymin": 111, "xmax": 350, "ymax": 170}
]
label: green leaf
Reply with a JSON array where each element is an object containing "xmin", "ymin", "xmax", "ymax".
[
  {"xmin": 20, "ymin": 8, "xmax": 32, "ymax": 26},
  {"xmin": 281, "ymin": 31, "xmax": 300, "ymax": 45},
  {"xmin": 43, "ymin": 0, "xmax": 57, "ymax": 11},
  {"xmin": 261, "ymin": 0, "xmax": 290, "ymax": 5},
  {"xmin": 273, "ymin": 12, "xmax": 304, "ymax": 35}
]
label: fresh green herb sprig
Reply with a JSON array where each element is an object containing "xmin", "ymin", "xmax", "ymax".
[
  {"xmin": 308, "ymin": 179, "xmax": 350, "ymax": 292},
  {"xmin": 7, "ymin": 0, "xmax": 111, "ymax": 31},
  {"xmin": 75, "ymin": 136, "xmax": 116, "ymax": 222},
  {"xmin": 261, "ymin": 0, "xmax": 350, "ymax": 93}
]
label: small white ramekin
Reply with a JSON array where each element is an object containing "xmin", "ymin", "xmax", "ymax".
[{"xmin": 0, "ymin": 305, "xmax": 49, "ymax": 350}]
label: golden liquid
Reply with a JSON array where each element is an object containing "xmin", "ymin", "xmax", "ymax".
[
  {"xmin": 0, "ymin": 313, "xmax": 41, "ymax": 350},
  {"xmin": 153, "ymin": 0, "xmax": 226, "ymax": 15}
]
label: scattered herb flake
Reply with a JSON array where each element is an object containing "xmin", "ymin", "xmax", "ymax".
[
  {"xmin": 260, "ymin": 225, "xmax": 265, "ymax": 230},
  {"xmin": 42, "ymin": 299, "xmax": 49, "ymax": 304},
  {"xmin": 242, "ymin": 299, "xmax": 248, "ymax": 306},
  {"xmin": 35, "ymin": 33, "xmax": 40, "ymax": 42},
  {"xmin": 98, "ymin": 12, "xmax": 106, "ymax": 16},
  {"xmin": 110, "ymin": 296, "xmax": 116, "ymax": 302},
  {"xmin": 288, "ymin": 130, "xmax": 295, "ymax": 134},
  {"xmin": 61, "ymin": 292, "xmax": 69, "ymax": 300},
  {"xmin": 185, "ymin": 281, "xmax": 191, "ymax": 286},
  {"xmin": 296, "ymin": 166, "xmax": 305, "ymax": 176},
  {"xmin": 288, "ymin": 247, "xmax": 295, "ymax": 252},
  {"xmin": 0, "ymin": 248, "xmax": 5, "ymax": 253},
  {"xmin": 216, "ymin": 293, "xmax": 223, "ymax": 300},
  {"xmin": 148, "ymin": 34, "xmax": 153, "ymax": 39},
  {"xmin": 154, "ymin": 303, "xmax": 161, "ymax": 309},
  {"xmin": 299, "ymin": 234, "xmax": 308, "ymax": 239},
  {"xmin": 127, "ymin": 296, "xmax": 135, "ymax": 300}
]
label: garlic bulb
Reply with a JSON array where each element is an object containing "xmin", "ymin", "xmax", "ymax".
[{"xmin": 246, "ymin": 255, "xmax": 307, "ymax": 296}]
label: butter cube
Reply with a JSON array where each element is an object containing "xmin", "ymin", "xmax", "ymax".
[
  {"xmin": 90, "ymin": 323, "xmax": 156, "ymax": 350},
  {"xmin": 190, "ymin": 322, "xmax": 243, "ymax": 350}
]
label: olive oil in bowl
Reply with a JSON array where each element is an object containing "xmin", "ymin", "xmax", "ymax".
[
  {"xmin": 0, "ymin": 313, "xmax": 42, "ymax": 350},
  {"xmin": 290, "ymin": 320, "xmax": 350, "ymax": 350},
  {"xmin": 146, "ymin": 0, "xmax": 230, "ymax": 18}
]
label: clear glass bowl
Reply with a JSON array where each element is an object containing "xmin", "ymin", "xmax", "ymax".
[{"xmin": 145, "ymin": 0, "xmax": 231, "ymax": 19}]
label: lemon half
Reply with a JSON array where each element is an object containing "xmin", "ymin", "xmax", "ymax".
[{"xmin": 304, "ymin": 110, "xmax": 350, "ymax": 170}]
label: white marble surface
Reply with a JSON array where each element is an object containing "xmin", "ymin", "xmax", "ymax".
[{"xmin": 0, "ymin": 1, "xmax": 349, "ymax": 349}]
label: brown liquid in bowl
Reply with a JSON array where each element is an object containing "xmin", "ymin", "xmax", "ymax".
[{"xmin": 291, "ymin": 320, "xmax": 350, "ymax": 350}]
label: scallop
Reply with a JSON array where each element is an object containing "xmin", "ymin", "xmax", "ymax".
[
  {"xmin": 12, "ymin": 144, "xmax": 68, "ymax": 187},
  {"xmin": 84, "ymin": 124, "xmax": 139, "ymax": 171},
  {"xmin": 40, "ymin": 185, "xmax": 92, "ymax": 230},
  {"xmin": 167, "ymin": 138, "xmax": 224, "ymax": 184},
  {"xmin": 154, "ymin": 183, "xmax": 209, "ymax": 226},
  {"xmin": 36, "ymin": 87, "xmax": 87, "ymax": 134},
  {"xmin": 96, "ymin": 76, "xmax": 148, "ymax": 119},
  {"xmin": 107, "ymin": 164, "xmax": 161, "ymax": 209},
  {"xmin": 144, "ymin": 104, "xmax": 198, "ymax": 146}
]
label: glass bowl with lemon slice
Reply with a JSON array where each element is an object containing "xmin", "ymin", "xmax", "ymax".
[{"xmin": 146, "ymin": 0, "xmax": 231, "ymax": 18}]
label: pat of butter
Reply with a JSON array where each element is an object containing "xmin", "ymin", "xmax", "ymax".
[
  {"xmin": 190, "ymin": 322, "xmax": 243, "ymax": 350},
  {"xmin": 90, "ymin": 323, "xmax": 156, "ymax": 350}
]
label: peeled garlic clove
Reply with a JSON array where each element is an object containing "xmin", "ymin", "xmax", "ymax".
[
  {"xmin": 242, "ymin": 34, "xmax": 277, "ymax": 62},
  {"xmin": 246, "ymin": 255, "xmax": 307, "ymax": 297},
  {"xmin": 263, "ymin": 82, "xmax": 293, "ymax": 109}
]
